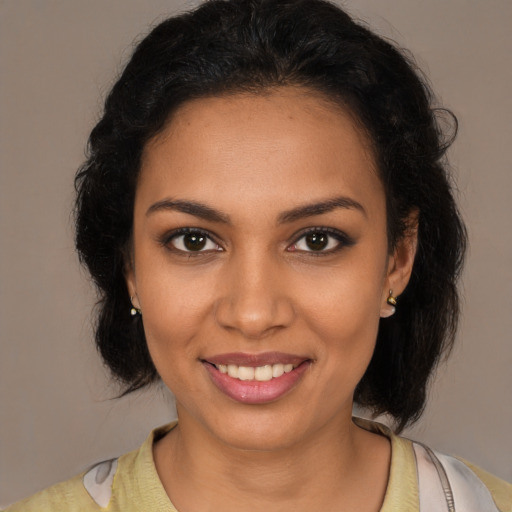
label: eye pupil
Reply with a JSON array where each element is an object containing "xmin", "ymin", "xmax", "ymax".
[
  {"xmin": 184, "ymin": 233, "xmax": 207, "ymax": 251},
  {"xmin": 305, "ymin": 232, "xmax": 328, "ymax": 251}
]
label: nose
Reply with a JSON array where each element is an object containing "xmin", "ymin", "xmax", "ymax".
[{"xmin": 214, "ymin": 250, "xmax": 295, "ymax": 339}]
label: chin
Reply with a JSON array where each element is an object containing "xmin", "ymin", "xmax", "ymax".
[
  {"xmin": 191, "ymin": 402, "xmax": 311, "ymax": 452},
  {"xmin": 215, "ymin": 421, "xmax": 306, "ymax": 452}
]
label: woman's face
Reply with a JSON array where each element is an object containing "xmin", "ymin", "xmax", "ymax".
[{"xmin": 127, "ymin": 88, "xmax": 414, "ymax": 450}]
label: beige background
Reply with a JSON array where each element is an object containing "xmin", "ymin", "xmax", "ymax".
[{"xmin": 1, "ymin": 0, "xmax": 511, "ymax": 506}]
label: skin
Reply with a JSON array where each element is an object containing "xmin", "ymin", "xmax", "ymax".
[{"xmin": 126, "ymin": 87, "xmax": 417, "ymax": 512}]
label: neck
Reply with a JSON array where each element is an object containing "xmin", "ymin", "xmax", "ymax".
[{"xmin": 153, "ymin": 408, "xmax": 390, "ymax": 512}]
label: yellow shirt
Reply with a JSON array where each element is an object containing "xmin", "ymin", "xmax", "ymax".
[{"xmin": 4, "ymin": 419, "xmax": 511, "ymax": 511}]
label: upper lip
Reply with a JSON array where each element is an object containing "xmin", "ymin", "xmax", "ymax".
[{"xmin": 203, "ymin": 352, "xmax": 310, "ymax": 367}]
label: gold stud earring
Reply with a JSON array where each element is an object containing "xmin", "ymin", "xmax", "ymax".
[
  {"xmin": 381, "ymin": 290, "xmax": 397, "ymax": 318},
  {"xmin": 386, "ymin": 290, "xmax": 397, "ymax": 307}
]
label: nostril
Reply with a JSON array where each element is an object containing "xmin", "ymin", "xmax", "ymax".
[{"xmin": 214, "ymin": 295, "xmax": 295, "ymax": 339}]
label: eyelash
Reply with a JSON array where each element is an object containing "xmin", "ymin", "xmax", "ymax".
[
  {"xmin": 288, "ymin": 227, "xmax": 355, "ymax": 256},
  {"xmin": 159, "ymin": 227, "xmax": 354, "ymax": 256},
  {"xmin": 160, "ymin": 228, "xmax": 222, "ymax": 255}
]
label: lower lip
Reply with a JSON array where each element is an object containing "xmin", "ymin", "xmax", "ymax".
[{"xmin": 203, "ymin": 361, "xmax": 311, "ymax": 405}]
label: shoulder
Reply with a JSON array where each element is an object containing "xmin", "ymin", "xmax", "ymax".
[
  {"xmin": 3, "ymin": 453, "xmax": 140, "ymax": 512},
  {"xmin": 463, "ymin": 460, "xmax": 512, "ymax": 510},
  {"xmin": 2, "ymin": 471, "xmax": 102, "ymax": 512},
  {"xmin": 354, "ymin": 417, "xmax": 511, "ymax": 512},
  {"xmin": 3, "ymin": 422, "xmax": 178, "ymax": 512},
  {"xmin": 411, "ymin": 439, "xmax": 511, "ymax": 512}
]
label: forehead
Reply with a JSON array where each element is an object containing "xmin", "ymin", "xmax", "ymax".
[{"xmin": 138, "ymin": 88, "xmax": 384, "ymax": 221}]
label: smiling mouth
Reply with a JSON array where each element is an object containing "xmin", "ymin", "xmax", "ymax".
[
  {"xmin": 201, "ymin": 352, "xmax": 312, "ymax": 404},
  {"xmin": 202, "ymin": 355, "xmax": 312, "ymax": 404}
]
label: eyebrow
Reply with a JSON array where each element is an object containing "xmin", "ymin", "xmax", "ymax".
[
  {"xmin": 146, "ymin": 195, "xmax": 366, "ymax": 224},
  {"xmin": 146, "ymin": 199, "xmax": 231, "ymax": 224},
  {"xmin": 277, "ymin": 196, "xmax": 367, "ymax": 223}
]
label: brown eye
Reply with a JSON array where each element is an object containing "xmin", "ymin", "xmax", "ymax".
[
  {"xmin": 183, "ymin": 233, "xmax": 207, "ymax": 251},
  {"xmin": 289, "ymin": 229, "xmax": 349, "ymax": 254},
  {"xmin": 305, "ymin": 232, "xmax": 328, "ymax": 251},
  {"xmin": 168, "ymin": 230, "xmax": 220, "ymax": 253}
]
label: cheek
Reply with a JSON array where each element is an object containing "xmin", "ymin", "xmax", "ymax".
[
  {"xmin": 307, "ymin": 296, "xmax": 381, "ymax": 405},
  {"xmin": 133, "ymin": 251, "xmax": 219, "ymax": 382},
  {"xmin": 141, "ymin": 291, "xmax": 210, "ymax": 356},
  {"xmin": 301, "ymin": 249, "xmax": 385, "ymax": 322},
  {"xmin": 308, "ymin": 289, "xmax": 381, "ymax": 367},
  {"xmin": 136, "ymin": 237, "xmax": 219, "ymax": 319},
  {"xmin": 296, "ymin": 250, "xmax": 386, "ymax": 370}
]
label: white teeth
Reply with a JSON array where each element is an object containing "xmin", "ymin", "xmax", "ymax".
[
  {"xmin": 254, "ymin": 365, "xmax": 273, "ymax": 381},
  {"xmin": 272, "ymin": 363, "xmax": 284, "ymax": 378},
  {"xmin": 238, "ymin": 366, "xmax": 255, "ymax": 381},
  {"xmin": 215, "ymin": 362, "xmax": 299, "ymax": 381}
]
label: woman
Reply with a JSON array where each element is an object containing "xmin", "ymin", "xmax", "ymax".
[{"xmin": 5, "ymin": 0, "xmax": 510, "ymax": 510}]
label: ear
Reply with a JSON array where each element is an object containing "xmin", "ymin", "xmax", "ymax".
[
  {"xmin": 382, "ymin": 210, "xmax": 418, "ymax": 308},
  {"xmin": 124, "ymin": 249, "xmax": 141, "ymax": 310}
]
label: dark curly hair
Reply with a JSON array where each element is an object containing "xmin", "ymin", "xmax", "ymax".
[{"xmin": 75, "ymin": 0, "xmax": 466, "ymax": 431}]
